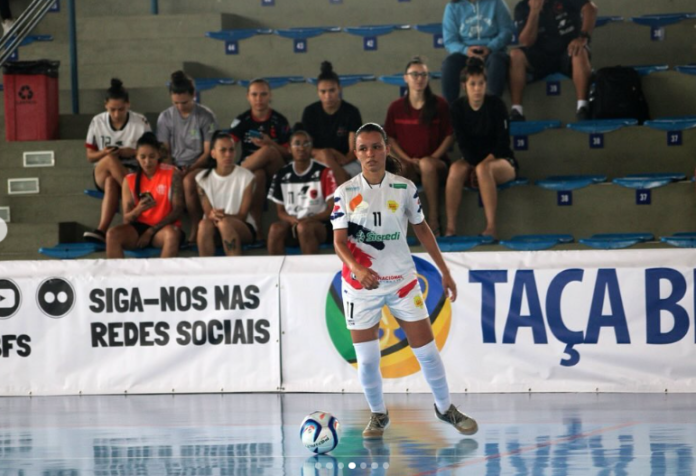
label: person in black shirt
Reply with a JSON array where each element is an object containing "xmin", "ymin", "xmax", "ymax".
[
  {"xmin": 446, "ymin": 58, "xmax": 518, "ymax": 239},
  {"xmin": 509, "ymin": 0, "xmax": 597, "ymax": 121},
  {"xmin": 229, "ymin": 79, "xmax": 292, "ymax": 239},
  {"xmin": 302, "ymin": 61, "xmax": 363, "ymax": 185}
]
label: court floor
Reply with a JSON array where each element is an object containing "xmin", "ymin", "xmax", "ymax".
[{"xmin": 1, "ymin": 392, "xmax": 694, "ymax": 475}]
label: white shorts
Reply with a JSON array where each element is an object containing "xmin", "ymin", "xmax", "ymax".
[{"xmin": 342, "ymin": 279, "xmax": 429, "ymax": 330}]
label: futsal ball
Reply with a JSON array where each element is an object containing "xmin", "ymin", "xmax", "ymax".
[{"xmin": 300, "ymin": 411, "xmax": 341, "ymax": 454}]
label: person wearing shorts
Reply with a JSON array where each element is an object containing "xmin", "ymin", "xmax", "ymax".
[
  {"xmin": 509, "ymin": 0, "xmax": 598, "ymax": 121},
  {"xmin": 446, "ymin": 58, "xmax": 518, "ymax": 239},
  {"xmin": 331, "ymin": 122, "xmax": 478, "ymax": 440},
  {"xmin": 267, "ymin": 129, "xmax": 337, "ymax": 255},
  {"xmin": 195, "ymin": 131, "xmax": 257, "ymax": 257},
  {"xmin": 106, "ymin": 133, "xmax": 184, "ymax": 259}
]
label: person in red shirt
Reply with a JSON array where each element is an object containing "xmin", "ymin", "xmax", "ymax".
[
  {"xmin": 106, "ymin": 132, "xmax": 185, "ymax": 258},
  {"xmin": 384, "ymin": 57, "xmax": 454, "ymax": 235}
]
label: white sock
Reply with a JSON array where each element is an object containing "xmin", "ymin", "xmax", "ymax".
[
  {"xmin": 512, "ymin": 105, "xmax": 524, "ymax": 115},
  {"xmin": 412, "ymin": 340, "xmax": 451, "ymax": 414},
  {"xmin": 577, "ymin": 100, "xmax": 589, "ymax": 111},
  {"xmin": 354, "ymin": 340, "xmax": 386, "ymax": 414}
]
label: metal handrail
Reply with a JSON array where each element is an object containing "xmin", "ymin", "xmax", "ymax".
[{"xmin": 0, "ymin": 0, "xmax": 56, "ymax": 67}]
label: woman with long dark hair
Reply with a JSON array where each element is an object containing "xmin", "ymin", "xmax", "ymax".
[
  {"xmin": 446, "ymin": 57, "xmax": 518, "ymax": 239},
  {"xmin": 384, "ymin": 57, "xmax": 454, "ymax": 235},
  {"xmin": 106, "ymin": 132, "xmax": 184, "ymax": 258},
  {"xmin": 331, "ymin": 122, "xmax": 477, "ymax": 440}
]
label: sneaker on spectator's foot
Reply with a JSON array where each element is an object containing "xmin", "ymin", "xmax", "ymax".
[
  {"xmin": 362, "ymin": 412, "xmax": 390, "ymax": 439},
  {"xmin": 434, "ymin": 404, "xmax": 478, "ymax": 435},
  {"xmin": 576, "ymin": 105, "xmax": 591, "ymax": 122},
  {"xmin": 83, "ymin": 229, "xmax": 106, "ymax": 244},
  {"xmin": 2, "ymin": 19, "xmax": 14, "ymax": 37},
  {"xmin": 510, "ymin": 109, "xmax": 526, "ymax": 122}
]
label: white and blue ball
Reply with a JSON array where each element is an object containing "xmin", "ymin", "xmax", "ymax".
[{"xmin": 300, "ymin": 411, "xmax": 341, "ymax": 454}]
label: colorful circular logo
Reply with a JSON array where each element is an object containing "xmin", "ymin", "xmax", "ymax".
[{"xmin": 325, "ymin": 256, "xmax": 452, "ymax": 378}]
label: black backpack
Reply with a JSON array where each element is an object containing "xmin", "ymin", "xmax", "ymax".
[{"xmin": 590, "ymin": 66, "xmax": 650, "ymax": 124}]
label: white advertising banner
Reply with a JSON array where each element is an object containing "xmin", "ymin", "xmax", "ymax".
[
  {"xmin": 0, "ymin": 257, "xmax": 282, "ymax": 395},
  {"xmin": 281, "ymin": 249, "xmax": 696, "ymax": 393}
]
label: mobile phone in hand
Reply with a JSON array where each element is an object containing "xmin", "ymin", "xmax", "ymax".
[
  {"xmin": 139, "ymin": 191, "xmax": 154, "ymax": 202},
  {"xmin": 249, "ymin": 130, "xmax": 263, "ymax": 139}
]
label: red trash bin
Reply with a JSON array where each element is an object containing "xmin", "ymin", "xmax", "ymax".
[{"xmin": 3, "ymin": 60, "xmax": 60, "ymax": 141}]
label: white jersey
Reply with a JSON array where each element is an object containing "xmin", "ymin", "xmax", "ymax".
[
  {"xmin": 195, "ymin": 166, "xmax": 257, "ymax": 231},
  {"xmin": 331, "ymin": 171, "xmax": 424, "ymax": 295},
  {"xmin": 85, "ymin": 111, "xmax": 151, "ymax": 167}
]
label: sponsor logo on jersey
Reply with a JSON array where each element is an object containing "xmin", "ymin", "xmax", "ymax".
[
  {"xmin": 380, "ymin": 275, "xmax": 404, "ymax": 283},
  {"xmin": 390, "ymin": 183, "xmax": 407, "ymax": 189},
  {"xmin": 156, "ymin": 184, "xmax": 167, "ymax": 196},
  {"xmin": 349, "ymin": 194, "xmax": 369, "ymax": 213},
  {"xmin": 345, "ymin": 186, "xmax": 360, "ymax": 192},
  {"xmin": 414, "ymin": 294, "xmax": 424, "ymax": 309},
  {"xmin": 354, "ymin": 230, "xmax": 400, "ymax": 243},
  {"xmin": 310, "ymin": 189, "xmax": 318, "ymax": 199},
  {"xmin": 387, "ymin": 200, "xmax": 399, "ymax": 213}
]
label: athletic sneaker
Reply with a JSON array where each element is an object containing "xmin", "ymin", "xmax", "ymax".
[
  {"xmin": 434, "ymin": 404, "xmax": 478, "ymax": 435},
  {"xmin": 509, "ymin": 109, "xmax": 526, "ymax": 122},
  {"xmin": 576, "ymin": 105, "xmax": 591, "ymax": 122},
  {"xmin": 83, "ymin": 229, "xmax": 106, "ymax": 243},
  {"xmin": 2, "ymin": 19, "xmax": 14, "ymax": 37},
  {"xmin": 362, "ymin": 412, "xmax": 390, "ymax": 439}
]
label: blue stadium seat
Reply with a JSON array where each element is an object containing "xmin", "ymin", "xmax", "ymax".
[
  {"xmin": 633, "ymin": 64, "xmax": 669, "ymax": 76},
  {"xmin": 595, "ymin": 16, "xmax": 624, "ymax": 28},
  {"xmin": 500, "ymin": 234, "xmax": 574, "ymax": 251},
  {"xmin": 343, "ymin": 24, "xmax": 410, "ymax": 37},
  {"xmin": 307, "ymin": 74, "xmax": 375, "ymax": 87},
  {"xmin": 510, "ymin": 120, "xmax": 562, "ymax": 136},
  {"xmin": 194, "ymin": 78, "xmax": 235, "ymax": 92},
  {"xmin": 237, "ymin": 76, "xmax": 305, "ymax": 89},
  {"xmin": 580, "ymin": 233, "xmax": 654, "ymax": 250},
  {"xmin": 660, "ymin": 232, "xmax": 696, "ymax": 248},
  {"xmin": 378, "ymin": 72, "xmax": 441, "ymax": 87},
  {"xmin": 628, "ymin": 13, "xmax": 696, "ymax": 28},
  {"xmin": 413, "ymin": 23, "xmax": 443, "ymax": 35},
  {"xmin": 125, "ymin": 248, "xmax": 162, "ymax": 259},
  {"xmin": 206, "ymin": 29, "xmax": 273, "ymax": 42},
  {"xmin": 675, "ymin": 65, "xmax": 696, "ymax": 76},
  {"xmin": 536, "ymin": 175, "xmax": 606, "ymax": 191},
  {"xmin": 19, "ymin": 35, "xmax": 53, "ymax": 46},
  {"xmin": 275, "ymin": 27, "xmax": 340, "ymax": 40},
  {"xmin": 38, "ymin": 242, "xmax": 105, "ymax": 259},
  {"xmin": 567, "ymin": 119, "xmax": 638, "ymax": 133},
  {"xmin": 612, "ymin": 173, "xmax": 686, "ymax": 190},
  {"xmin": 436, "ymin": 235, "xmax": 495, "ymax": 251},
  {"xmin": 84, "ymin": 189, "xmax": 104, "ymax": 200},
  {"xmin": 644, "ymin": 116, "xmax": 696, "ymax": 131},
  {"xmin": 464, "ymin": 178, "xmax": 528, "ymax": 193}
]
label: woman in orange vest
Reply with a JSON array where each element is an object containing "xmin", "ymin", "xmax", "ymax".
[{"xmin": 106, "ymin": 132, "xmax": 185, "ymax": 258}]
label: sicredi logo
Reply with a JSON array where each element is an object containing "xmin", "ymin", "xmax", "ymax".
[{"xmin": 325, "ymin": 256, "xmax": 452, "ymax": 378}]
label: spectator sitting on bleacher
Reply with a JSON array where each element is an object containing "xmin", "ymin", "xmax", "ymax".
[
  {"xmin": 384, "ymin": 56, "xmax": 454, "ymax": 235},
  {"xmin": 442, "ymin": 0, "xmax": 514, "ymax": 104},
  {"xmin": 301, "ymin": 61, "xmax": 363, "ymax": 185},
  {"xmin": 509, "ymin": 0, "xmax": 597, "ymax": 121},
  {"xmin": 83, "ymin": 79, "xmax": 151, "ymax": 244},
  {"xmin": 106, "ymin": 132, "xmax": 184, "ymax": 259},
  {"xmin": 266, "ymin": 128, "xmax": 337, "ymax": 256},
  {"xmin": 196, "ymin": 131, "xmax": 257, "ymax": 257},
  {"xmin": 157, "ymin": 71, "xmax": 218, "ymax": 245},
  {"xmin": 446, "ymin": 58, "xmax": 518, "ymax": 239},
  {"xmin": 229, "ymin": 78, "xmax": 292, "ymax": 241}
]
